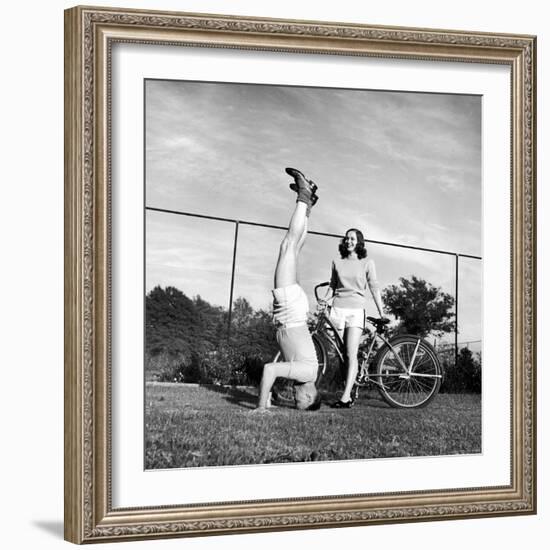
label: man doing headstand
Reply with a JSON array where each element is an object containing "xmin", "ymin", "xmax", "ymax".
[{"xmin": 254, "ymin": 167, "xmax": 321, "ymax": 412}]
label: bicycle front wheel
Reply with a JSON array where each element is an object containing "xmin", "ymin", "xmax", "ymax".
[
  {"xmin": 272, "ymin": 332, "xmax": 327, "ymax": 385},
  {"xmin": 374, "ymin": 335, "xmax": 442, "ymax": 408}
]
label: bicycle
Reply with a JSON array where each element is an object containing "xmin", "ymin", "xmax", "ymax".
[{"xmin": 274, "ymin": 282, "xmax": 443, "ymax": 408}]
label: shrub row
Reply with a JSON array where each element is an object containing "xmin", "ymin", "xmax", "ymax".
[
  {"xmin": 439, "ymin": 347, "xmax": 481, "ymax": 394},
  {"xmin": 146, "ymin": 345, "xmax": 268, "ymax": 386}
]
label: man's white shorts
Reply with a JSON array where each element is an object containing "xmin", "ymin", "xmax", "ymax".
[
  {"xmin": 272, "ymin": 284, "xmax": 309, "ymax": 327},
  {"xmin": 271, "ymin": 284, "xmax": 317, "ymax": 383}
]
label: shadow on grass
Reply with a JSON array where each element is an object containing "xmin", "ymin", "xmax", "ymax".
[
  {"xmin": 199, "ymin": 383, "xmax": 390, "ymax": 411},
  {"xmin": 199, "ymin": 384, "xmax": 260, "ymax": 410},
  {"xmin": 321, "ymin": 387, "xmax": 391, "ymax": 409},
  {"xmin": 359, "ymin": 399, "xmax": 393, "ymax": 409},
  {"xmin": 200, "ymin": 383, "xmax": 302, "ymax": 411}
]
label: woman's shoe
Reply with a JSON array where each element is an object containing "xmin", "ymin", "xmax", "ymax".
[{"xmin": 330, "ymin": 397, "xmax": 354, "ymax": 409}]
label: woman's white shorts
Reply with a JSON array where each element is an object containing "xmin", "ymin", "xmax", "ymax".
[{"xmin": 329, "ymin": 306, "xmax": 365, "ymax": 331}]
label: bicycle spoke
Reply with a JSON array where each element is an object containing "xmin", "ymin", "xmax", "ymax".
[
  {"xmin": 385, "ymin": 347, "xmax": 409, "ymax": 373},
  {"xmin": 376, "ymin": 339, "xmax": 441, "ymax": 408},
  {"xmin": 414, "ymin": 378, "xmax": 428, "ymax": 398},
  {"xmin": 402, "ymin": 347, "xmax": 411, "ymax": 372},
  {"xmin": 410, "ymin": 366, "xmax": 434, "ymax": 391},
  {"xmin": 413, "ymin": 355, "xmax": 434, "ymax": 373},
  {"xmin": 415, "ymin": 377, "xmax": 433, "ymax": 392}
]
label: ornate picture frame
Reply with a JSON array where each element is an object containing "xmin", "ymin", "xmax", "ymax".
[{"xmin": 64, "ymin": 5, "xmax": 536, "ymax": 544}]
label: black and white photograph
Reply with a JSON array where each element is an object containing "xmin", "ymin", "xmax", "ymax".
[
  {"xmin": 144, "ymin": 79, "xmax": 483, "ymax": 469},
  {"xmin": 2, "ymin": 0, "xmax": 545, "ymax": 546}
]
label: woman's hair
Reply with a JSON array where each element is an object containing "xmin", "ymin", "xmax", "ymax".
[{"xmin": 338, "ymin": 228, "xmax": 367, "ymax": 259}]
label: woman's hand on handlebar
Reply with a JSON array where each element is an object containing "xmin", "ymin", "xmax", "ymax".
[{"xmin": 314, "ymin": 282, "xmax": 332, "ymax": 302}]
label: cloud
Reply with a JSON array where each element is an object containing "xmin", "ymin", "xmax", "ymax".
[{"xmin": 145, "ymin": 81, "xmax": 483, "ymax": 330}]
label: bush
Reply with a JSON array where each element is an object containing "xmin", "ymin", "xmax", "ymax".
[
  {"xmin": 440, "ymin": 347, "xmax": 481, "ymax": 393},
  {"xmin": 146, "ymin": 351, "xmax": 189, "ymax": 382},
  {"xmin": 147, "ymin": 342, "xmax": 273, "ymax": 386},
  {"xmin": 145, "ymin": 289, "xmax": 280, "ymax": 386}
]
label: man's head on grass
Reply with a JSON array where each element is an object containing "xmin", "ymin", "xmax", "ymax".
[{"xmin": 294, "ymin": 381, "xmax": 321, "ymax": 411}]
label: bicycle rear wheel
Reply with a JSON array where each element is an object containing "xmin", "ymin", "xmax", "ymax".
[{"xmin": 374, "ymin": 335, "xmax": 442, "ymax": 408}]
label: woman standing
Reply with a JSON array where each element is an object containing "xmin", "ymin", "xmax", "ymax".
[{"xmin": 328, "ymin": 229, "xmax": 386, "ymax": 408}]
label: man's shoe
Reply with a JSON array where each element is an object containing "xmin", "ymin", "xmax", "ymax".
[
  {"xmin": 289, "ymin": 179, "xmax": 318, "ymax": 194},
  {"xmin": 285, "ymin": 167, "xmax": 318, "ymax": 194},
  {"xmin": 285, "ymin": 166, "xmax": 306, "ymax": 181},
  {"xmin": 305, "ymin": 193, "xmax": 319, "ymax": 217}
]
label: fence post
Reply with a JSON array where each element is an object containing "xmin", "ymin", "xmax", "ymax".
[
  {"xmin": 227, "ymin": 221, "xmax": 239, "ymax": 336},
  {"xmin": 455, "ymin": 254, "xmax": 459, "ymax": 368}
]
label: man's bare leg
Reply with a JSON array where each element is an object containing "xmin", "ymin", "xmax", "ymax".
[
  {"xmin": 253, "ymin": 201, "xmax": 308, "ymax": 411},
  {"xmin": 266, "ymin": 209, "xmax": 308, "ymax": 409},
  {"xmin": 257, "ymin": 362, "xmax": 294, "ymax": 409},
  {"xmin": 273, "ymin": 201, "xmax": 308, "ymax": 289}
]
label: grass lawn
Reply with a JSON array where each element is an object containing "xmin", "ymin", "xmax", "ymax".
[{"xmin": 145, "ymin": 382, "xmax": 481, "ymax": 469}]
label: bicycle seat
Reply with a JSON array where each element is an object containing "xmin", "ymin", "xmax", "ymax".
[{"xmin": 367, "ymin": 316, "xmax": 391, "ymax": 331}]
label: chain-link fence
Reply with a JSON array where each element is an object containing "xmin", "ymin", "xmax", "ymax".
[{"xmin": 146, "ymin": 206, "xmax": 482, "ymax": 369}]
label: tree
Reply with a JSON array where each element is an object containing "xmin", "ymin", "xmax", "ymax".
[
  {"xmin": 230, "ymin": 297, "xmax": 278, "ymax": 364},
  {"xmin": 382, "ymin": 275, "xmax": 455, "ymax": 337},
  {"xmin": 145, "ymin": 286, "xmax": 224, "ymax": 357},
  {"xmin": 145, "ymin": 287, "xmax": 278, "ymax": 384},
  {"xmin": 231, "ymin": 297, "xmax": 255, "ymax": 330}
]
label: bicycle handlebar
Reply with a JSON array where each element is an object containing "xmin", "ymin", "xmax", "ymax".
[{"xmin": 314, "ymin": 281, "xmax": 331, "ymax": 301}]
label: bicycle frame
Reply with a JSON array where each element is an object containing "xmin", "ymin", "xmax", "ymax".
[
  {"xmin": 357, "ymin": 322, "xmax": 409, "ymax": 386},
  {"xmin": 310, "ymin": 282, "xmax": 443, "ymax": 408},
  {"xmin": 312, "ymin": 282, "xmax": 431, "ymax": 388},
  {"xmin": 311, "ymin": 307, "xmax": 345, "ymax": 364}
]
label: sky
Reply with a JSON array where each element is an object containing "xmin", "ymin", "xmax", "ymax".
[{"xmin": 145, "ymin": 79, "xmax": 482, "ymax": 345}]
